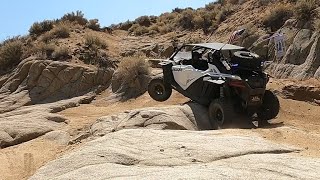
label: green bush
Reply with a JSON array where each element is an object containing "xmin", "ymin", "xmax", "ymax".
[
  {"xmin": 60, "ymin": 10, "xmax": 88, "ymax": 25},
  {"xmin": 294, "ymin": 0, "xmax": 317, "ymax": 22},
  {"xmin": 29, "ymin": 20, "xmax": 54, "ymax": 36},
  {"xmin": 262, "ymin": 5, "xmax": 293, "ymax": 31},
  {"xmin": 0, "ymin": 40, "xmax": 23, "ymax": 69}
]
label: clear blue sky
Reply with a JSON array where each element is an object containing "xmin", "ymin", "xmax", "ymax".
[{"xmin": 0, "ymin": 0, "xmax": 214, "ymax": 41}]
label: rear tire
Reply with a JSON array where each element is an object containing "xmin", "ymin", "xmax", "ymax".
[
  {"xmin": 148, "ymin": 77, "xmax": 172, "ymax": 102},
  {"xmin": 257, "ymin": 90, "xmax": 280, "ymax": 122},
  {"xmin": 208, "ymin": 98, "xmax": 234, "ymax": 130}
]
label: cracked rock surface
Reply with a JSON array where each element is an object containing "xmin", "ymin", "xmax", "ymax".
[
  {"xmin": 90, "ymin": 102, "xmax": 212, "ymax": 136},
  {"xmin": 0, "ymin": 57, "xmax": 114, "ymax": 148},
  {"xmin": 0, "ymin": 57, "xmax": 113, "ymax": 113},
  {"xmin": 30, "ymin": 129, "xmax": 320, "ymax": 180}
]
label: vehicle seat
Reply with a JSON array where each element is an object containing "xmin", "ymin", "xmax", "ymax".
[
  {"xmin": 209, "ymin": 51, "xmax": 229, "ymax": 73},
  {"xmin": 192, "ymin": 52, "xmax": 208, "ymax": 71}
]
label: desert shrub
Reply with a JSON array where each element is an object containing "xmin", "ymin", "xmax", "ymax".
[
  {"xmin": 258, "ymin": 0, "xmax": 273, "ymax": 6},
  {"xmin": 294, "ymin": 0, "xmax": 317, "ymax": 22},
  {"xmin": 159, "ymin": 25, "xmax": 172, "ymax": 34},
  {"xmin": 87, "ymin": 19, "xmax": 101, "ymax": 31},
  {"xmin": 79, "ymin": 49, "xmax": 115, "ymax": 68},
  {"xmin": 159, "ymin": 12, "xmax": 177, "ymax": 23},
  {"xmin": 29, "ymin": 20, "xmax": 54, "ymax": 36},
  {"xmin": 114, "ymin": 55, "xmax": 151, "ymax": 98},
  {"xmin": 41, "ymin": 32, "xmax": 55, "ymax": 43},
  {"xmin": 118, "ymin": 20, "xmax": 134, "ymax": 31},
  {"xmin": 128, "ymin": 24, "xmax": 139, "ymax": 33},
  {"xmin": 0, "ymin": 40, "xmax": 23, "ymax": 69},
  {"xmin": 40, "ymin": 23, "xmax": 70, "ymax": 42},
  {"xmin": 172, "ymin": 7, "xmax": 184, "ymax": 13},
  {"xmin": 60, "ymin": 10, "xmax": 88, "ymax": 25},
  {"xmin": 149, "ymin": 16, "xmax": 158, "ymax": 24},
  {"xmin": 149, "ymin": 24, "xmax": 160, "ymax": 33},
  {"xmin": 51, "ymin": 23, "xmax": 70, "ymax": 38},
  {"xmin": 84, "ymin": 34, "xmax": 107, "ymax": 49},
  {"xmin": 205, "ymin": 2, "xmax": 218, "ymax": 10},
  {"xmin": 193, "ymin": 10, "xmax": 216, "ymax": 33},
  {"xmin": 228, "ymin": 0, "xmax": 239, "ymax": 4},
  {"xmin": 262, "ymin": 5, "xmax": 293, "ymax": 31},
  {"xmin": 0, "ymin": 36, "xmax": 25, "ymax": 47},
  {"xmin": 217, "ymin": 6, "xmax": 233, "ymax": 22},
  {"xmin": 134, "ymin": 26, "xmax": 149, "ymax": 35},
  {"xmin": 52, "ymin": 46, "xmax": 70, "ymax": 60},
  {"xmin": 129, "ymin": 24, "xmax": 149, "ymax": 35},
  {"xmin": 34, "ymin": 42, "xmax": 56, "ymax": 58},
  {"xmin": 135, "ymin": 16, "xmax": 152, "ymax": 27},
  {"xmin": 177, "ymin": 9, "xmax": 195, "ymax": 30},
  {"xmin": 315, "ymin": 19, "xmax": 320, "ymax": 31},
  {"xmin": 81, "ymin": 35, "xmax": 113, "ymax": 66},
  {"xmin": 238, "ymin": 0, "xmax": 248, "ymax": 4}
]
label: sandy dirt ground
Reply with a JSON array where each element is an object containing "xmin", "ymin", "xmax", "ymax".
[{"xmin": 0, "ymin": 79, "xmax": 319, "ymax": 180}]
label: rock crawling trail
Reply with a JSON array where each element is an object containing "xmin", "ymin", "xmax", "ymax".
[
  {"xmin": 0, "ymin": 79, "xmax": 319, "ymax": 180},
  {"xmin": 62, "ymin": 79, "xmax": 320, "ymax": 157}
]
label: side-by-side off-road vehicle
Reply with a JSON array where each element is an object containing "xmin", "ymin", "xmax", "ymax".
[{"xmin": 148, "ymin": 43, "xmax": 280, "ymax": 129}]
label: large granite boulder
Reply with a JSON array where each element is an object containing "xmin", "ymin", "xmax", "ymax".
[
  {"xmin": 30, "ymin": 129, "xmax": 320, "ymax": 180},
  {"xmin": 90, "ymin": 103, "xmax": 211, "ymax": 136},
  {"xmin": 0, "ymin": 57, "xmax": 114, "ymax": 113}
]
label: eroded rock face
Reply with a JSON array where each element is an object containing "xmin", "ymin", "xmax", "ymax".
[
  {"xmin": 0, "ymin": 96, "xmax": 91, "ymax": 148},
  {"xmin": 90, "ymin": 103, "xmax": 211, "ymax": 136},
  {"xmin": 264, "ymin": 24, "xmax": 320, "ymax": 80},
  {"xmin": 29, "ymin": 129, "xmax": 320, "ymax": 180},
  {"xmin": 0, "ymin": 57, "xmax": 114, "ymax": 147},
  {"xmin": 0, "ymin": 57, "xmax": 114, "ymax": 113}
]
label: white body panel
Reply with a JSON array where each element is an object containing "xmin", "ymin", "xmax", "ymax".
[{"xmin": 172, "ymin": 64, "xmax": 221, "ymax": 90}]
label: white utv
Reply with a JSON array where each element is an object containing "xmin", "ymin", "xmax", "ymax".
[{"xmin": 148, "ymin": 43, "xmax": 280, "ymax": 129}]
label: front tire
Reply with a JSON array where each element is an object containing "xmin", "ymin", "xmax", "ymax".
[
  {"xmin": 257, "ymin": 90, "xmax": 280, "ymax": 122},
  {"xmin": 208, "ymin": 98, "xmax": 234, "ymax": 130},
  {"xmin": 148, "ymin": 77, "xmax": 172, "ymax": 102}
]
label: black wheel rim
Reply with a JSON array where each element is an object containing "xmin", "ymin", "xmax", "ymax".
[
  {"xmin": 215, "ymin": 109, "xmax": 224, "ymax": 125},
  {"xmin": 154, "ymin": 84, "xmax": 165, "ymax": 95}
]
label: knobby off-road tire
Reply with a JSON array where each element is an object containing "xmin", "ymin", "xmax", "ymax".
[
  {"xmin": 257, "ymin": 90, "xmax": 280, "ymax": 124},
  {"xmin": 208, "ymin": 98, "xmax": 235, "ymax": 130},
  {"xmin": 148, "ymin": 77, "xmax": 172, "ymax": 102}
]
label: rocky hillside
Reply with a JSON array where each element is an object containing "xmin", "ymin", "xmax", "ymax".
[
  {"xmin": 112, "ymin": 0, "xmax": 320, "ymax": 80},
  {"xmin": 0, "ymin": 0, "xmax": 320, "ymax": 179}
]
